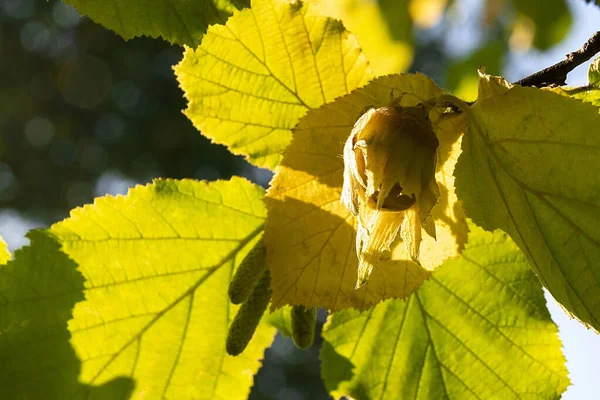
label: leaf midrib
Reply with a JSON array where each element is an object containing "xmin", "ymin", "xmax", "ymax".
[{"xmin": 70, "ymin": 223, "xmax": 264, "ymax": 398}]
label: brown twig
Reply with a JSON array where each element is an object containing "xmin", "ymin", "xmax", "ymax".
[{"xmin": 514, "ymin": 31, "xmax": 600, "ymax": 87}]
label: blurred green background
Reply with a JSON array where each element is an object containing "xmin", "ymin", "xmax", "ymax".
[{"xmin": 1, "ymin": 0, "xmax": 599, "ymax": 398}]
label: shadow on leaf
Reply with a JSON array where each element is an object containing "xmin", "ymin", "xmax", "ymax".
[
  {"xmin": 265, "ymin": 196, "xmax": 431, "ymax": 311},
  {"xmin": 0, "ymin": 230, "xmax": 134, "ymax": 399}
]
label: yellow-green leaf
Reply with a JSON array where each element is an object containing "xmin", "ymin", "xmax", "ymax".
[
  {"xmin": 0, "ymin": 236, "xmax": 9, "ymax": 264},
  {"xmin": 175, "ymin": 0, "xmax": 373, "ymax": 169},
  {"xmin": 477, "ymin": 71, "xmax": 512, "ymax": 100},
  {"xmin": 312, "ymin": 0, "xmax": 413, "ymax": 75},
  {"xmin": 456, "ymin": 82, "xmax": 600, "ymax": 331},
  {"xmin": 1, "ymin": 178, "xmax": 275, "ymax": 399},
  {"xmin": 550, "ymin": 85, "xmax": 600, "ymax": 110},
  {"xmin": 321, "ymin": 225, "xmax": 569, "ymax": 400},
  {"xmin": 64, "ymin": 0, "xmax": 248, "ymax": 46},
  {"xmin": 589, "ymin": 55, "xmax": 600, "ymax": 86},
  {"xmin": 265, "ymin": 306, "xmax": 294, "ymax": 337},
  {"xmin": 265, "ymin": 73, "xmax": 468, "ymax": 311}
]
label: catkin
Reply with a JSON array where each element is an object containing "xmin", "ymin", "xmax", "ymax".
[
  {"xmin": 228, "ymin": 242, "xmax": 266, "ymax": 304},
  {"xmin": 226, "ymin": 269, "xmax": 271, "ymax": 356},
  {"xmin": 291, "ymin": 305, "xmax": 317, "ymax": 349}
]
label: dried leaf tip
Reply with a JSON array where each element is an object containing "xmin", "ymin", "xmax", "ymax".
[{"xmin": 341, "ymin": 104, "xmax": 440, "ymax": 289}]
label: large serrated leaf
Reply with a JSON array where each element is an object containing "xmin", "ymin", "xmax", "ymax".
[
  {"xmin": 455, "ymin": 84, "xmax": 600, "ymax": 332},
  {"xmin": 64, "ymin": 0, "xmax": 247, "ymax": 46},
  {"xmin": 321, "ymin": 225, "xmax": 569, "ymax": 400},
  {"xmin": 0, "ymin": 178, "xmax": 276, "ymax": 400},
  {"xmin": 175, "ymin": 0, "xmax": 373, "ymax": 169},
  {"xmin": 265, "ymin": 73, "xmax": 468, "ymax": 311}
]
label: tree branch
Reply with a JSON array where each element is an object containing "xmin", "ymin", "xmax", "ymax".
[{"xmin": 514, "ymin": 31, "xmax": 600, "ymax": 87}]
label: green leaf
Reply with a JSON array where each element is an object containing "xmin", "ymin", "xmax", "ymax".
[
  {"xmin": 511, "ymin": 0, "xmax": 571, "ymax": 50},
  {"xmin": 1, "ymin": 178, "xmax": 276, "ymax": 399},
  {"xmin": 552, "ymin": 85, "xmax": 600, "ymax": 110},
  {"xmin": 63, "ymin": 0, "xmax": 248, "ymax": 46},
  {"xmin": 321, "ymin": 225, "xmax": 569, "ymax": 400},
  {"xmin": 455, "ymin": 85, "xmax": 600, "ymax": 331},
  {"xmin": 0, "ymin": 236, "xmax": 9, "ymax": 264},
  {"xmin": 175, "ymin": 0, "xmax": 373, "ymax": 169},
  {"xmin": 265, "ymin": 306, "xmax": 294, "ymax": 337},
  {"xmin": 0, "ymin": 230, "xmax": 134, "ymax": 399},
  {"xmin": 589, "ymin": 55, "xmax": 600, "ymax": 86},
  {"xmin": 312, "ymin": 0, "xmax": 413, "ymax": 75}
]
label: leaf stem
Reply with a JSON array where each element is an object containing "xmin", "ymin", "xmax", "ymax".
[{"xmin": 514, "ymin": 31, "xmax": 600, "ymax": 87}]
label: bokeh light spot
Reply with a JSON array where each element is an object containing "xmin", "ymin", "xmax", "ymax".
[
  {"xmin": 0, "ymin": 210, "xmax": 42, "ymax": 252},
  {"xmin": 25, "ymin": 116, "xmax": 55, "ymax": 147},
  {"xmin": 1, "ymin": 0, "xmax": 35, "ymax": 20},
  {"xmin": 95, "ymin": 170, "xmax": 137, "ymax": 197},
  {"xmin": 58, "ymin": 55, "xmax": 112, "ymax": 109},
  {"xmin": 0, "ymin": 162, "xmax": 15, "ymax": 192},
  {"xmin": 111, "ymin": 80, "xmax": 146, "ymax": 115},
  {"xmin": 52, "ymin": 1, "xmax": 81, "ymax": 29},
  {"xmin": 20, "ymin": 21, "xmax": 50, "ymax": 53}
]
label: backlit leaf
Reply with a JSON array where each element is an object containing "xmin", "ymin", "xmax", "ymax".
[
  {"xmin": 456, "ymin": 80, "xmax": 600, "ymax": 332},
  {"xmin": 1, "ymin": 178, "xmax": 275, "ymax": 399},
  {"xmin": 589, "ymin": 55, "xmax": 600, "ymax": 86},
  {"xmin": 313, "ymin": 0, "xmax": 413, "ymax": 75},
  {"xmin": 321, "ymin": 225, "xmax": 569, "ymax": 400},
  {"xmin": 64, "ymin": 0, "xmax": 248, "ymax": 46},
  {"xmin": 550, "ymin": 85, "xmax": 600, "ymax": 110},
  {"xmin": 175, "ymin": 0, "xmax": 373, "ymax": 169},
  {"xmin": 0, "ymin": 236, "xmax": 9, "ymax": 264},
  {"xmin": 265, "ymin": 73, "xmax": 468, "ymax": 311}
]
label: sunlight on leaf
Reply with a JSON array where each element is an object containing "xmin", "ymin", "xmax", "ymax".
[
  {"xmin": 456, "ymin": 76, "xmax": 600, "ymax": 332},
  {"xmin": 477, "ymin": 71, "xmax": 512, "ymax": 100},
  {"xmin": 0, "ymin": 236, "xmax": 9, "ymax": 264},
  {"xmin": 175, "ymin": 0, "xmax": 373, "ymax": 169},
  {"xmin": 46, "ymin": 178, "xmax": 275, "ymax": 399},
  {"xmin": 313, "ymin": 0, "xmax": 413, "ymax": 75},
  {"xmin": 321, "ymin": 225, "xmax": 569, "ymax": 400},
  {"xmin": 265, "ymin": 306, "xmax": 294, "ymax": 337},
  {"xmin": 64, "ymin": 0, "xmax": 248, "ymax": 46},
  {"xmin": 265, "ymin": 73, "xmax": 468, "ymax": 311}
]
